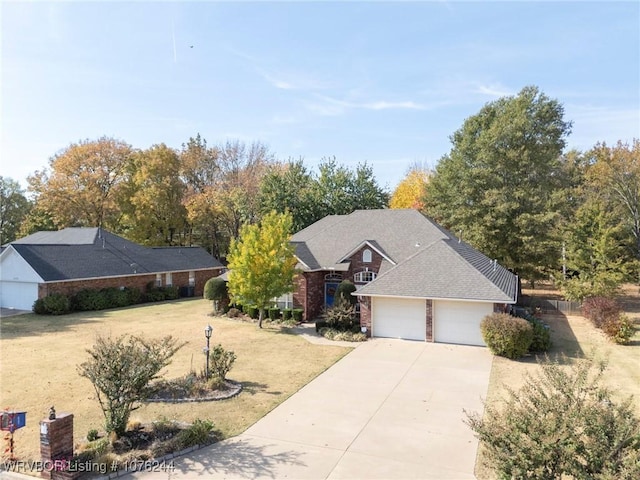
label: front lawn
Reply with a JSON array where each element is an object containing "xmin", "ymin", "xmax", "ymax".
[
  {"xmin": 0, "ymin": 299, "xmax": 351, "ymax": 462},
  {"xmin": 475, "ymin": 284, "xmax": 640, "ymax": 480}
]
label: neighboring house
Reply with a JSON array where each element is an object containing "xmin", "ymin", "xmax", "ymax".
[
  {"xmin": 291, "ymin": 209, "xmax": 519, "ymax": 346},
  {"xmin": 0, "ymin": 228, "xmax": 223, "ymax": 311}
]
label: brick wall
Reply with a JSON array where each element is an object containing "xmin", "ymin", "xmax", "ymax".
[
  {"xmin": 359, "ymin": 296, "xmax": 372, "ymax": 337},
  {"xmin": 39, "ymin": 269, "xmax": 221, "ymax": 300},
  {"xmin": 426, "ymin": 299, "xmax": 433, "ymax": 342},
  {"xmin": 346, "ymin": 245, "xmax": 384, "ymax": 284}
]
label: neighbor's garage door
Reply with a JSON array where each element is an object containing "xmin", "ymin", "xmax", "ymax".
[
  {"xmin": 0, "ymin": 281, "xmax": 39, "ymax": 310},
  {"xmin": 372, "ymin": 297, "xmax": 426, "ymax": 341},
  {"xmin": 434, "ymin": 300, "xmax": 493, "ymax": 346}
]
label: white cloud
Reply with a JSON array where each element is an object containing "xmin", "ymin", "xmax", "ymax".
[
  {"xmin": 474, "ymin": 83, "xmax": 515, "ymax": 98},
  {"xmin": 305, "ymin": 94, "xmax": 429, "ymax": 116}
]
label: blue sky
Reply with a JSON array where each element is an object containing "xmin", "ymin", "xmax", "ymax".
[{"xmin": 2, "ymin": 1, "xmax": 639, "ymax": 192}]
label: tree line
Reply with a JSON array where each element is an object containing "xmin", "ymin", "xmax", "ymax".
[
  {"xmin": 1, "ymin": 136, "xmax": 388, "ymax": 259},
  {"xmin": 2, "ymin": 85, "xmax": 638, "ymax": 299}
]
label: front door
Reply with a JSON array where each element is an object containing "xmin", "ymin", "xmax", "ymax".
[{"xmin": 324, "ymin": 282, "xmax": 340, "ymax": 307}]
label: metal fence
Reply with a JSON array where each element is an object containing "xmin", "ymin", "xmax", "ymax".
[{"xmin": 519, "ymin": 296, "xmax": 581, "ymax": 315}]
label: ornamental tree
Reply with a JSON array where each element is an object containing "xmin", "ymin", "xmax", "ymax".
[{"xmin": 227, "ymin": 211, "xmax": 298, "ymax": 328}]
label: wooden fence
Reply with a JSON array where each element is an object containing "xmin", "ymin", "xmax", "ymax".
[{"xmin": 519, "ymin": 296, "xmax": 582, "ymax": 315}]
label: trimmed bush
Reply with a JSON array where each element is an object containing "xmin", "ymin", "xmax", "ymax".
[
  {"xmin": 528, "ymin": 318, "xmax": 552, "ymax": 353},
  {"xmin": 268, "ymin": 308, "xmax": 280, "ymax": 320},
  {"xmin": 101, "ymin": 287, "xmax": 130, "ymax": 308},
  {"xmin": 292, "ymin": 309, "xmax": 304, "ymax": 322},
  {"xmin": 32, "ymin": 298, "xmax": 47, "ymax": 314},
  {"xmin": 582, "ymin": 297, "xmax": 621, "ymax": 328},
  {"xmin": 246, "ymin": 305, "xmax": 259, "ymax": 319},
  {"xmin": 42, "ymin": 293, "xmax": 71, "ymax": 315},
  {"xmin": 164, "ymin": 286, "xmax": 180, "ymax": 300},
  {"xmin": 480, "ymin": 313, "xmax": 533, "ymax": 359},
  {"xmin": 124, "ymin": 287, "xmax": 142, "ymax": 305},
  {"xmin": 335, "ymin": 280, "xmax": 357, "ymax": 306},
  {"xmin": 282, "ymin": 308, "xmax": 293, "ymax": 321},
  {"xmin": 174, "ymin": 419, "xmax": 214, "ymax": 449},
  {"xmin": 204, "ymin": 277, "xmax": 228, "ymax": 313},
  {"xmin": 75, "ymin": 289, "xmax": 109, "ymax": 311},
  {"xmin": 226, "ymin": 307, "xmax": 241, "ymax": 318}
]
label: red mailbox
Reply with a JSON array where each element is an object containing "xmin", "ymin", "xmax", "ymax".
[{"xmin": 1, "ymin": 411, "xmax": 26, "ymax": 433}]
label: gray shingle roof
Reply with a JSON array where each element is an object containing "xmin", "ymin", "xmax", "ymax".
[
  {"xmin": 8, "ymin": 228, "xmax": 222, "ymax": 282},
  {"xmin": 292, "ymin": 210, "xmax": 518, "ymax": 303}
]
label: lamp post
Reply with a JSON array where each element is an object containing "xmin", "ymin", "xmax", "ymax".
[{"xmin": 204, "ymin": 324, "xmax": 213, "ymax": 379}]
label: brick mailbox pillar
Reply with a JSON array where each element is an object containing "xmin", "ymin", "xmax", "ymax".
[{"xmin": 40, "ymin": 409, "xmax": 77, "ymax": 480}]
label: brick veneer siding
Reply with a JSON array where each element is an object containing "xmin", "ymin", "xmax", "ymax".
[
  {"xmin": 293, "ymin": 271, "xmax": 325, "ymax": 321},
  {"xmin": 426, "ymin": 299, "xmax": 433, "ymax": 342},
  {"xmin": 38, "ymin": 268, "xmax": 221, "ymax": 300},
  {"xmin": 359, "ymin": 296, "xmax": 372, "ymax": 337},
  {"xmin": 346, "ymin": 245, "xmax": 384, "ymax": 284}
]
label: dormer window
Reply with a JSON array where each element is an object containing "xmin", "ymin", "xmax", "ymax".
[
  {"xmin": 354, "ymin": 270, "xmax": 376, "ymax": 284},
  {"xmin": 362, "ymin": 249, "xmax": 372, "ymax": 263}
]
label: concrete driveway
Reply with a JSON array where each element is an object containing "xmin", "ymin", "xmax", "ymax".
[{"xmin": 128, "ymin": 339, "xmax": 492, "ymax": 479}]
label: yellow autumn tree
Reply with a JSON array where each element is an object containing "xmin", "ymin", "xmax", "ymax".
[
  {"xmin": 390, "ymin": 169, "xmax": 431, "ymax": 209},
  {"xmin": 227, "ymin": 211, "xmax": 298, "ymax": 328}
]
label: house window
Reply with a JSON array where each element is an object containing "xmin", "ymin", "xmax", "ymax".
[
  {"xmin": 155, "ymin": 273, "xmax": 162, "ymax": 287},
  {"xmin": 324, "ymin": 273, "xmax": 343, "ymax": 282},
  {"xmin": 188, "ymin": 271, "xmax": 195, "ymax": 287},
  {"xmin": 362, "ymin": 249, "xmax": 372, "ymax": 263},
  {"xmin": 274, "ymin": 292, "xmax": 293, "ymax": 309},
  {"xmin": 166, "ymin": 272, "xmax": 172, "ymax": 287},
  {"xmin": 354, "ymin": 270, "xmax": 376, "ymax": 283}
]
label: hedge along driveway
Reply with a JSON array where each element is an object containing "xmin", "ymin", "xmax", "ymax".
[{"xmin": 0, "ymin": 299, "xmax": 351, "ymax": 461}]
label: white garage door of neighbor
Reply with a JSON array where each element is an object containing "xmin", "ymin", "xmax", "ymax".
[
  {"xmin": 372, "ymin": 297, "xmax": 426, "ymax": 341},
  {"xmin": 434, "ymin": 300, "xmax": 492, "ymax": 346},
  {"xmin": 0, "ymin": 281, "xmax": 39, "ymax": 310}
]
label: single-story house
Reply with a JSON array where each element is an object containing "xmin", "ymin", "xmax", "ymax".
[
  {"xmin": 0, "ymin": 228, "xmax": 223, "ymax": 311},
  {"xmin": 291, "ymin": 209, "xmax": 519, "ymax": 346}
]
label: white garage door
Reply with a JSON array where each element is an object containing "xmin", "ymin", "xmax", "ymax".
[
  {"xmin": 372, "ymin": 297, "xmax": 426, "ymax": 341},
  {"xmin": 434, "ymin": 300, "xmax": 493, "ymax": 346},
  {"xmin": 0, "ymin": 282, "xmax": 39, "ymax": 310}
]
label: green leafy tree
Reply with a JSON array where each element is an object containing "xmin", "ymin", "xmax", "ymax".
[
  {"xmin": 0, "ymin": 177, "xmax": 31, "ymax": 243},
  {"xmin": 227, "ymin": 211, "xmax": 298, "ymax": 328},
  {"xmin": 465, "ymin": 355, "xmax": 640, "ymax": 479},
  {"xmin": 259, "ymin": 159, "xmax": 319, "ymax": 232},
  {"xmin": 561, "ymin": 198, "xmax": 629, "ymax": 300},
  {"xmin": 424, "ymin": 86, "xmax": 572, "ymax": 284},
  {"xmin": 586, "ymin": 139, "xmax": 640, "ymax": 281},
  {"xmin": 78, "ymin": 334, "xmax": 183, "ymax": 436}
]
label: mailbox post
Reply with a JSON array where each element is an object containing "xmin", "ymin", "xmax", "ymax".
[{"xmin": 1, "ymin": 410, "xmax": 27, "ymax": 460}]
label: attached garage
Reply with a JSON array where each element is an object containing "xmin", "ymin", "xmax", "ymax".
[
  {"xmin": 0, "ymin": 281, "xmax": 39, "ymax": 310},
  {"xmin": 372, "ymin": 297, "xmax": 426, "ymax": 341},
  {"xmin": 434, "ymin": 300, "xmax": 493, "ymax": 347}
]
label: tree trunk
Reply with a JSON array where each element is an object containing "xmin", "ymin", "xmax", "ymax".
[{"xmin": 258, "ymin": 309, "xmax": 263, "ymax": 329}]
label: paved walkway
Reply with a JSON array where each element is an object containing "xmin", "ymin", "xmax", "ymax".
[{"xmin": 126, "ymin": 339, "xmax": 492, "ymax": 479}]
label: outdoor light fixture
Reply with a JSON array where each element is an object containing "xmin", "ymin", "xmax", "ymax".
[{"xmin": 204, "ymin": 325, "xmax": 213, "ymax": 379}]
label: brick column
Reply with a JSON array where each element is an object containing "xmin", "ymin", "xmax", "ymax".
[
  {"xmin": 359, "ymin": 297, "xmax": 372, "ymax": 337},
  {"xmin": 426, "ymin": 299, "xmax": 434, "ymax": 342},
  {"xmin": 40, "ymin": 411, "xmax": 77, "ymax": 480}
]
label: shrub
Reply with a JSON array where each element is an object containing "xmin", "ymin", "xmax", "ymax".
[
  {"xmin": 164, "ymin": 286, "xmax": 180, "ymax": 300},
  {"xmin": 101, "ymin": 287, "xmax": 130, "ymax": 308},
  {"xmin": 268, "ymin": 307, "xmax": 280, "ymax": 320},
  {"xmin": 78, "ymin": 334, "xmax": 184, "ymax": 436},
  {"xmin": 480, "ymin": 313, "xmax": 533, "ymax": 359},
  {"xmin": 282, "ymin": 308, "xmax": 293, "ymax": 321},
  {"xmin": 74, "ymin": 289, "xmax": 108, "ymax": 311},
  {"xmin": 174, "ymin": 419, "xmax": 214, "ymax": 449},
  {"xmin": 87, "ymin": 429, "xmax": 99, "ymax": 442},
  {"xmin": 318, "ymin": 327, "xmax": 367, "ymax": 342},
  {"xmin": 335, "ymin": 280, "xmax": 357, "ymax": 306},
  {"xmin": 315, "ymin": 320, "xmax": 329, "ymax": 332},
  {"xmin": 528, "ymin": 318, "xmax": 552, "ymax": 353},
  {"xmin": 245, "ymin": 305, "xmax": 259, "ymax": 319},
  {"xmin": 323, "ymin": 301, "xmax": 356, "ymax": 331},
  {"xmin": 226, "ymin": 307, "xmax": 241, "ymax": 318},
  {"xmin": 204, "ymin": 277, "xmax": 228, "ymax": 314},
  {"xmin": 602, "ymin": 314, "xmax": 635, "ymax": 345},
  {"xmin": 292, "ymin": 309, "xmax": 304, "ymax": 322},
  {"xmin": 209, "ymin": 344, "xmax": 237, "ymax": 380},
  {"xmin": 465, "ymin": 355, "xmax": 640, "ymax": 479},
  {"xmin": 42, "ymin": 293, "xmax": 71, "ymax": 315},
  {"xmin": 124, "ymin": 287, "xmax": 142, "ymax": 305},
  {"xmin": 32, "ymin": 298, "xmax": 47, "ymax": 314},
  {"xmin": 582, "ymin": 297, "xmax": 622, "ymax": 328}
]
